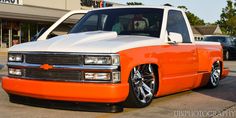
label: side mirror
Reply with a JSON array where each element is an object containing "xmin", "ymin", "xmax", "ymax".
[{"xmin": 168, "ymin": 32, "xmax": 183, "ymax": 44}]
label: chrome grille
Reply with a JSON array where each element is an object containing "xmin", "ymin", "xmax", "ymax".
[
  {"xmin": 25, "ymin": 68, "xmax": 83, "ymax": 81},
  {"xmin": 25, "ymin": 54, "xmax": 83, "ymax": 65}
]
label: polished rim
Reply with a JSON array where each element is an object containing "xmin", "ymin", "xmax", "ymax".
[
  {"xmin": 131, "ymin": 64, "xmax": 156, "ymax": 103},
  {"xmin": 210, "ymin": 63, "xmax": 221, "ymax": 86}
]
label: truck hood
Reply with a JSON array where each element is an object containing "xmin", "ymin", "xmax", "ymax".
[{"xmin": 9, "ymin": 31, "xmax": 164, "ymax": 53}]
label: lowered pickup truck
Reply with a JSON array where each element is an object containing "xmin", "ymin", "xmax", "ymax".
[{"xmin": 2, "ymin": 6, "xmax": 229, "ymax": 110}]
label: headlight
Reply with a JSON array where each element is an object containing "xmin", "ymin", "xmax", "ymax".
[
  {"xmin": 9, "ymin": 68, "xmax": 22, "ymax": 76},
  {"xmin": 84, "ymin": 55, "xmax": 120, "ymax": 65},
  {"xmin": 84, "ymin": 72, "xmax": 120, "ymax": 83},
  {"xmin": 85, "ymin": 72, "xmax": 111, "ymax": 81},
  {"xmin": 8, "ymin": 53, "xmax": 23, "ymax": 62}
]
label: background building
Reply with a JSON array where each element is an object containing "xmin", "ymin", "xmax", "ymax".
[
  {"xmin": 0, "ymin": 0, "xmax": 123, "ymax": 52},
  {"xmin": 0, "ymin": 0, "xmax": 85, "ymax": 52},
  {"xmin": 192, "ymin": 25, "xmax": 223, "ymax": 41}
]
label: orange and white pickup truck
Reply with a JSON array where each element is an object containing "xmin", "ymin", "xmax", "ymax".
[{"xmin": 2, "ymin": 6, "xmax": 229, "ymax": 111}]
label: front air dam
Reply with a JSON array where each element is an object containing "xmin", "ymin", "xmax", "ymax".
[{"xmin": 2, "ymin": 77, "xmax": 129, "ymax": 112}]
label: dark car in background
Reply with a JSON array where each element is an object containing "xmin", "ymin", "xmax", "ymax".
[
  {"xmin": 203, "ymin": 35, "xmax": 236, "ymax": 60},
  {"xmin": 233, "ymin": 37, "xmax": 236, "ymax": 41}
]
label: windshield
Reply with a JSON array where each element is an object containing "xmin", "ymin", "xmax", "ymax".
[{"xmin": 70, "ymin": 8, "xmax": 164, "ymax": 38}]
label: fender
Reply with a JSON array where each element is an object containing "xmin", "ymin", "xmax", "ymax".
[
  {"xmin": 208, "ymin": 48, "xmax": 223, "ymax": 73},
  {"xmin": 119, "ymin": 46, "xmax": 162, "ymax": 84},
  {"xmin": 197, "ymin": 44, "xmax": 222, "ymax": 73},
  {"xmin": 119, "ymin": 46, "xmax": 164, "ymax": 97}
]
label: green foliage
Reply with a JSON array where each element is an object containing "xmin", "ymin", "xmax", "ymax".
[
  {"xmin": 186, "ymin": 12, "xmax": 205, "ymax": 25},
  {"xmin": 127, "ymin": 2, "xmax": 143, "ymax": 5},
  {"xmin": 178, "ymin": 6, "xmax": 205, "ymax": 25},
  {"xmin": 178, "ymin": 6, "xmax": 188, "ymax": 11},
  {"xmin": 217, "ymin": 0, "xmax": 236, "ymax": 36}
]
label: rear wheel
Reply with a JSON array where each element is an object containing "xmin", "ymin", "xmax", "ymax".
[
  {"xmin": 207, "ymin": 62, "xmax": 221, "ymax": 88},
  {"xmin": 124, "ymin": 64, "xmax": 157, "ymax": 108}
]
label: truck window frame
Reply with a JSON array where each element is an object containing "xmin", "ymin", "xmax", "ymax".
[{"xmin": 167, "ymin": 10, "xmax": 191, "ymax": 43}]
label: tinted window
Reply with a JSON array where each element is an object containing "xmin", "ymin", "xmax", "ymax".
[
  {"xmin": 203, "ymin": 36, "xmax": 229, "ymax": 44},
  {"xmin": 167, "ymin": 10, "xmax": 191, "ymax": 43},
  {"xmin": 77, "ymin": 14, "xmax": 109, "ymax": 32},
  {"xmin": 70, "ymin": 8, "xmax": 164, "ymax": 38}
]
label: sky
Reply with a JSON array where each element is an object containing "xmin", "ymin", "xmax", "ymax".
[{"xmin": 108, "ymin": 0, "xmax": 227, "ymax": 23}]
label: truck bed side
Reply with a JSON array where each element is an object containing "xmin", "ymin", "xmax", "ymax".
[{"xmin": 194, "ymin": 41, "xmax": 223, "ymax": 87}]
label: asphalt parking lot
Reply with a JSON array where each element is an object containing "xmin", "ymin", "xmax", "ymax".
[{"xmin": 0, "ymin": 59, "xmax": 235, "ymax": 118}]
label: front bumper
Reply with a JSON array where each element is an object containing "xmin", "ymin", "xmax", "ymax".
[{"xmin": 2, "ymin": 77, "xmax": 129, "ymax": 103}]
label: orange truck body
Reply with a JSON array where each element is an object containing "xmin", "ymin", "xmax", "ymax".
[{"xmin": 2, "ymin": 44, "xmax": 229, "ymax": 103}]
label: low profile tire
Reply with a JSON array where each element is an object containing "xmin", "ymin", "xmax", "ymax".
[
  {"xmin": 124, "ymin": 64, "xmax": 157, "ymax": 108},
  {"xmin": 207, "ymin": 62, "xmax": 221, "ymax": 88}
]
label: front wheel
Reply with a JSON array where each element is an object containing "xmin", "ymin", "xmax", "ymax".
[
  {"xmin": 207, "ymin": 62, "xmax": 221, "ymax": 88},
  {"xmin": 124, "ymin": 64, "xmax": 157, "ymax": 108}
]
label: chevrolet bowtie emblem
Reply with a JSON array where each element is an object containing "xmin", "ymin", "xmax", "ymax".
[{"xmin": 40, "ymin": 64, "xmax": 53, "ymax": 70}]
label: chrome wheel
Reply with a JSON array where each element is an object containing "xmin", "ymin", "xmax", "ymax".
[
  {"xmin": 208, "ymin": 62, "xmax": 221, "ymax": 88},
  {"xmin": 131, "ymin": 64, "xmax": 156, "ymax": 104}
]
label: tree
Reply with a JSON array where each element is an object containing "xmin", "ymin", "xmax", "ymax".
[
  {"xmin": 178, "ymin": 6, "xmax": 188, "ymax": 11},
  {"xmin": 178, "ymin": 6, "xmax": 205, "ymax": 25},
  {"xmin": 186, "ymin": 12, "xmax": 205, "ymax": 25},
  {"xmin": 127, "ymin": 2, "xmax": 143, "ymax": 5},
  {"xmin": 217, "ymin": 0, "xmax": 236, "ymax": 36}
]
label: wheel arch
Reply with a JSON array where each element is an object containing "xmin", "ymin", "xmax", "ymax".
[
  {"xmin": 126, "ymin": 62, "xmax": 160, "ymax": 95},
  {"xmin": 211, "ymin": 60, "xmax": 223, "ymax": 77},
  {"xmin": 118, "ymin": 47, "xmax": 162, "ymax": 96},
  {"xmin": 122, "ymin": 62, "xmax": 160, "ymax": 107},
  {"xmin": 216, "ymin": 60, "xmax": 223, "ymax": 77},
  {"xmin": 210, "ymin": 57, "xmax": 222, "ymax": 70},
  {"xmin": 150, "ymin": 64, "xmax": 159, "ymax": 95}
]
